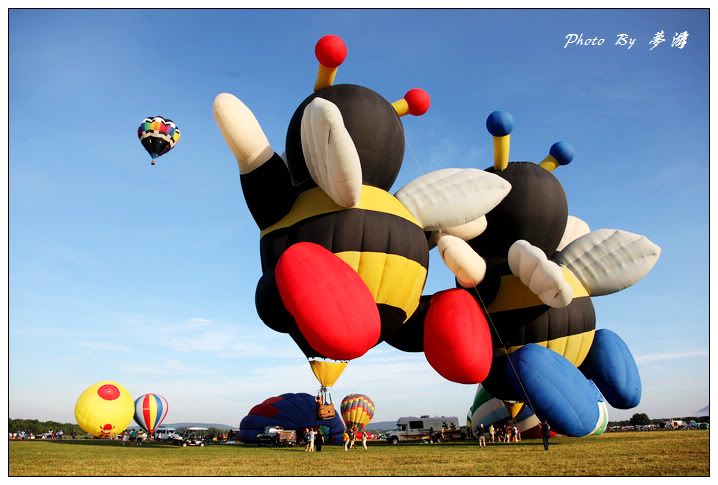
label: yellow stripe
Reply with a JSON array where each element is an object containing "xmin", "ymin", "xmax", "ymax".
[
  {"xmin": 260, "ymin": 185, "xmax": 420, "ymax": 238},
  {"xmin": 495, "ymin": 329, "xmax": 595, "ymax": 367},
  {"xmin": 486, "ymin": 267, "xmax": 589, "ymax": 313},
  {"xmin": 335, "ymin": 251, "xmax": 427, "ymax": 321}
]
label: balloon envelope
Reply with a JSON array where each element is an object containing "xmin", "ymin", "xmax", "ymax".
[
  {"xmin": 239, "ymin": 393, "xmax": 344, "ymax": 444},
  {"xmin": 74, "ymin": 380, "xmax": 134, "ymax": 438},
  {"xmin": 340, "ymin": 393, "xmax": 375, "ymax": 430},
  {"xmin": 133, "ymin": 393, "xmax": 169, "ymax": 433},
  {"xmin": 138, "ymin": 116, "xmax": 180, "ymax": 161}
]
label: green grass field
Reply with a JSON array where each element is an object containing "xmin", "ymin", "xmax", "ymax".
[{"xmin": 9, "ymin": 431, "xmax": 709, "ymax": 476}]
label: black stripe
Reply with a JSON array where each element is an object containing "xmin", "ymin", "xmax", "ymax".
[
  {"xmin": 488, "ymin": 297, "xmax": 596, "ymax": 349},
  {"xmin": 259, "ymin": 208, "xmax": 429, "ymax": 272},
  {"xmin": 241, "ymin": 153, "xmax": 298, "ymax": 230}
]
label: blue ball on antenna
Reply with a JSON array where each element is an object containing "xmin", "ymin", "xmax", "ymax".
[
  {"xmin": 549, "ymin": 141, "xmax": 574, "ymax": 166},
  {"xmin": 486, "ymin": 111, "xmax": 514, "ymax": 137}
]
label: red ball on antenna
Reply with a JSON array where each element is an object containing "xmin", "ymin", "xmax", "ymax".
[
  {"xmin": 404, "ymin": 88, "xmax": 431, "ymax": 116},
  {"xmin": 315, "ymin": 35, "xmax": 347, "ymax": 68}
]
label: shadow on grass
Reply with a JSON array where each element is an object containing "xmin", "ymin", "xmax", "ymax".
[{"xmin": 43, "ymin": 440, "xmax": 183, "ymax": 449}]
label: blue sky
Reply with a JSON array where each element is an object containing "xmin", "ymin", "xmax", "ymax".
[{"xmin": 8, "ymin": 9, "xmax": 709, "ymax": 426}]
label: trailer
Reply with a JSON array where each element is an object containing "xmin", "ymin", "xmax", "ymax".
[{"xmin": 385, "ymin": 416, "xmax": 464, "ymax": 444}]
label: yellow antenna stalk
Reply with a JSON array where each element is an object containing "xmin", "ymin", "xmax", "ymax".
[
  {"xmin": 314, "ymin": 64, "xmax": 339, "ymax": 91},
  {"xmin": 540, "ymin": 141, "xmax": 574, "ymax": 172},
  {"xmin": 313, "ymin": 35, "xmax": 347, "ymax": 92},
  {"xmin": 493, "ymin": 135, "xmax": 511, "ymax": 171},
  {"xmin": 486, "ymin": 111, "xmax": 514, "ymax": 171},
  {"xmin": 539, "ymin": 155, "xmax": 560, "ymax": 172},
  {"xmin": 392, "ymin": 88, "xmax": 430, "ymax": 118}
]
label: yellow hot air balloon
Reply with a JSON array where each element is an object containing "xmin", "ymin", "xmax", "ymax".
[{"xmin": 74, "ymin": 381, "xmax": 134, "ymax": 438}]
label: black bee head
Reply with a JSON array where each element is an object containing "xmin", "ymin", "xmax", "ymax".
[{"xmin": 283, "ymin": 35, "xmax": 429, "ymax": 193}]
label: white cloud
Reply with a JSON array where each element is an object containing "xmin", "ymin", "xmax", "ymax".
[
  {"xmin": 121, "ymin": 316, "xmax": 300, "ymax": 360},
  {"xmin": 75, "ymin": 340, "xmax": 131, "ymax": 352},
  {"xmin": 635, "ymin": 350, "xmax": 708, "ymax": 363}
]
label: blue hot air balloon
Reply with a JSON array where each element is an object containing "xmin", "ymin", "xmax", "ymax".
[{"xmin": 239, "ymin": 392, "xmax": 345, "ymax": 444}]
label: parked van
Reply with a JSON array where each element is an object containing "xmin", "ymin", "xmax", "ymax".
[
  {"xmin": 155, "ymin": 427, "xmax": 176, "ymax": 440},
  {"xmin": 385, "ymin": 416, "xmax": 463, "ymax": 444}
]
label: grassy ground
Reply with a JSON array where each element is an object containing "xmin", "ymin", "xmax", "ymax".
[{"xmin": 8, "ymin": 431, "xmax": 709, "ymax": 476}]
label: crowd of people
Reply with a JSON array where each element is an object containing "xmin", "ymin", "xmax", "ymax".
[
  {"xmin": 473, "ymin": 420, "xmax": 551, "ymax": 450},
  {"xmin": 120, "ymin": 429, "xmax": 145, "ymax": 446},
  {"xmin": 9, "ymin": 430, "xmax": 74, "ymax": 440},
  {"xmin": 341, "ymin": 426, "xmax": 368, "ymax": 451},
  {"xmin": 299, "ymin": 425, "xmax": 371, "ymax": 452}
]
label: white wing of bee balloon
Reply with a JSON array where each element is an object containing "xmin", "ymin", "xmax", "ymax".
[
  {"xmin": 508, "ymin": 240, "xmax": 574, "ymax": 308},
  {"xmin": 213, "ymin": 93, "xmax": 276, "ymax": 174},
  {"xmin": 441, "ymin": 216, "xmax": 488, "ymax": 241},
  {"xmin": 435, "ymin": 233, "xmax": 487, "ymax": 288},
  {"xmin": 300, "ymin": 97, "xmax": 362, "ymax": 208},
  {"xmin": 556, "ymin": 215, "xmax": 591, "ymax": 251},
  {"xmin": 395, "ymin": 168, "xmax": 511, "ymax": 231},
  {"xmin": 395, "ymin": 168, "xmax": 510, "ymax": 286},
  {"xmin": 554, "ymin": 229, "xmax": 661, "ymax": 297}
]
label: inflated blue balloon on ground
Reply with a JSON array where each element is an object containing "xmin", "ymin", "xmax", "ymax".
[{"xmin": 239, "ymin": 392, "xmax": 344, "ymax": 444}]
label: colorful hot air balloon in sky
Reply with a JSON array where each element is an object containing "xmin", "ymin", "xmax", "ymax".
[
  {"xmin": 239, "ymin": 393, "xmax": 344, "ymax": 444},
  {"xmin": 74, "ymin": 380, "xmax": 134, "ymax": 438},
  {"xmin": 133, "ymin": 393, "xmax": 169, "ymax": 434},
  {"xmin": 340, "ymin": 394, "xmax": 375, "ymax": 431},
  {"xmin": 213, "ymin": 34, "xmax": 508, "ymax": 390},
  {"xmin": 138, "ymin": 115, "xmax": 180, "ymax": 165}
]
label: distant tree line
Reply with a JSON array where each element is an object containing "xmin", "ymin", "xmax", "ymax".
[
  {"xmin": 608, "ymin": 413, "xmax": 710, "ymax": 427},
  {"xmin": 8, "ymin": 419, "xmax": 231, "ymax": 440},
  {"xmin": 9, "ymin": 419, "xmax": 84, "ymax": 436}
]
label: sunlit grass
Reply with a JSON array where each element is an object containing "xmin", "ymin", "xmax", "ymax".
[{"xmin": 9, "ymin": 431, "xmax": 708, "ymax": 476}]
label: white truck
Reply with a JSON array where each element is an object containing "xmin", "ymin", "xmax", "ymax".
[{"xmin": 385, "ymin": 416, "xmax": 464, "ymax": 444}]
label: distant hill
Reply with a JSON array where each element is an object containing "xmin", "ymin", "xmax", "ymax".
[
  {"xmin": 365, "ymin": 421, "xmax": 395, "ymax": 431},
  {"xmin": 127, "ymin": 422, "xmax": 234, "ymax": 430}
]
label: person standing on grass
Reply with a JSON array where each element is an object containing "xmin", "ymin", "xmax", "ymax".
[
  {"xmin": 304, "ymin": 428, "xmax": 309, "ymax": 451},
  {"xmin": 349, "ymin": 426, "xmax": 356, "ymax": 449},
  {"xmin": 541, "ymin": 420, "xmax": 550, "ymax": 451},
  {"xmin": 478, "ymin": 424, "xmax": 486, "ymax": 447},
  {"xmin": 308, "ymin": 427, "xmax": 316, "ymax": 452},
  {"xmin": 343, "ymin": 429, "xmax": 350, "ymax": 451},
  {"xmin": 316, "ymin": 428, "xmax": 324, "ymax": 452},
  {"xmin": 361, "ymin": 428, "xmax": 368, "ymax": 449},
  {"xmin": 489, "ymin": 424, "xmax": 495, "ymax": 443}
]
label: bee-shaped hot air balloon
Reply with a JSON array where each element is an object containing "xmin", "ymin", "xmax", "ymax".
[
  {"xmin": 74, "ymin": 381, "xmax": 134, "ymax": 438},
  {"xmin": 459, "ymin": 111, "xmax": 661, "ymax": 437},
  {"xmin": 213, "ymin": 35, "xmax": 511, "ymax": 391},
  {"xmin": 138, "ymin": 116, "xmax": 180, "ymax": 165}
]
